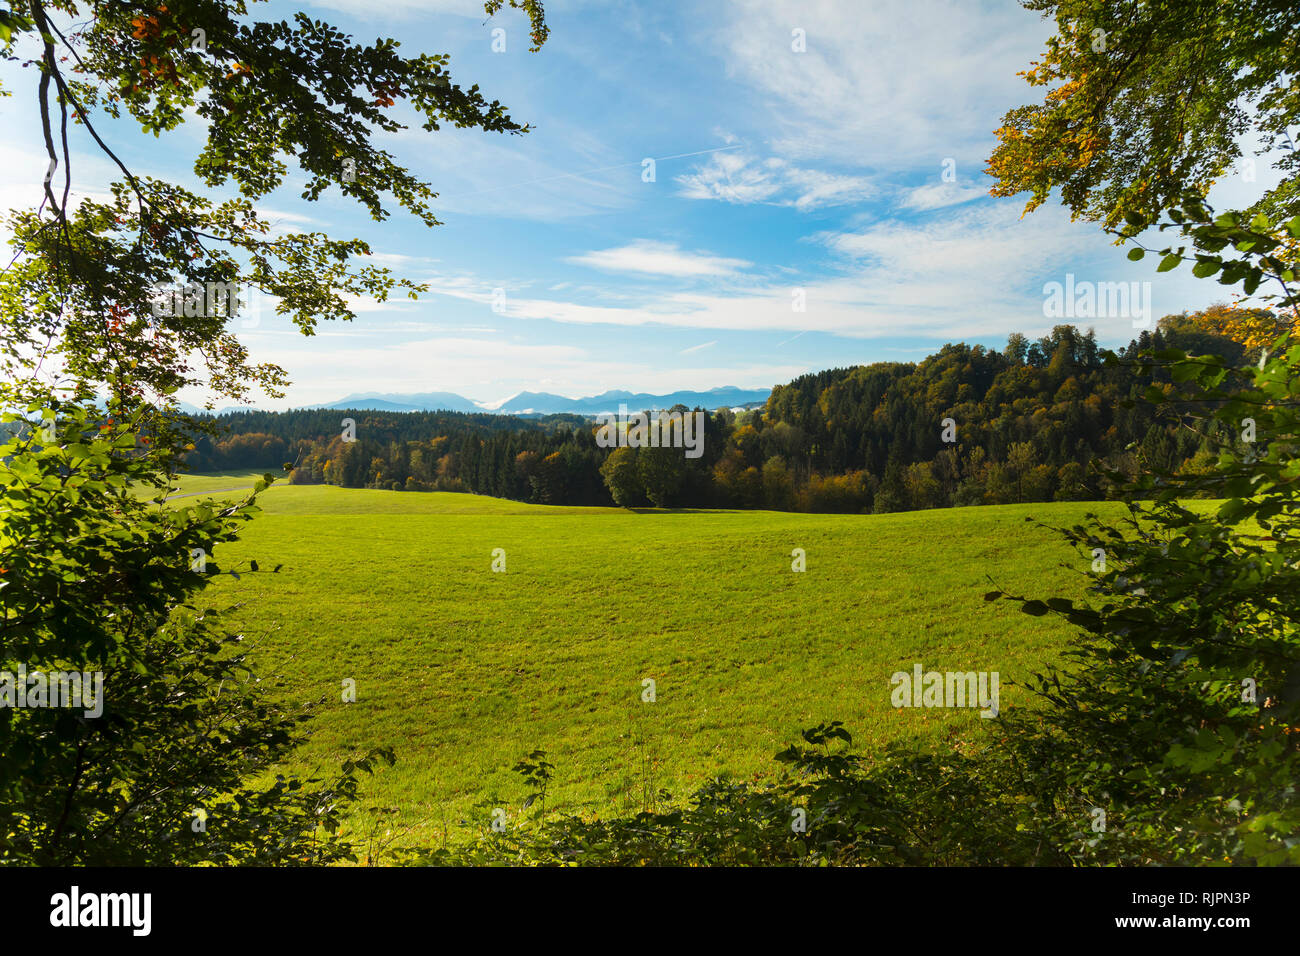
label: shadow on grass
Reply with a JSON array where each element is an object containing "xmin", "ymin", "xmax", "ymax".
[{"xmin": 625, "ymin": 506, "xmax": 766, "ymax": 515}]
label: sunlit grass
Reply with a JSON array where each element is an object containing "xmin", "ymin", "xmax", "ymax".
[{"xmin": 173, "ymin": 474, "xmax": 1122, "ymax": 846}]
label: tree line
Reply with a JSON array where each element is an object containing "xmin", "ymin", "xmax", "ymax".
[{"xmin": 185, "ymin": 313, "xmax": 1249, "ymax": 512}]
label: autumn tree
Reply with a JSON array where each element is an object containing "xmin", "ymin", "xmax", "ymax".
[
  {"xmin": 987, "ymin": 0, "xmax": 1300, "ymax": 232},
  {"xmin": 1174, "ymin": 302, "xmax": 1288, "ymax": 352}
]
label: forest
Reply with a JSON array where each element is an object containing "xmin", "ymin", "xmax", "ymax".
[{"xmin": 185, "ymin": 313, "xmax": 1250, "ymax": 512}]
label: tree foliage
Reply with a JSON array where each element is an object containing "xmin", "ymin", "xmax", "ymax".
[
  {"xmin": 987, "ymin": 0, "xmax": 1300, "ymax": 231},
  {"xmin": 0, "ymin": 0, "xmax": 546, "ymax": 864}
]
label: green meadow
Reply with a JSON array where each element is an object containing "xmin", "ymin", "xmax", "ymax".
[{"xmin": 160, "ymin": 473, "xmax": 1121, "ymax": 845}]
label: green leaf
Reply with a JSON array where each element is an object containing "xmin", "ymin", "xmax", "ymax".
[{"xmin": 1216, "ymin": 498, "xmax": 1251, "ymax": 522}]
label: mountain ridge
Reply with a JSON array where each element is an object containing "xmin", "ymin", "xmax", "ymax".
[{"xmin": 304, "ymin": 385, "xmax": 771, "ymax": 416}]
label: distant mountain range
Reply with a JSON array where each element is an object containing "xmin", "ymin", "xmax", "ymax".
[
  {"xmin": 307, "ymin": 391, "xmax": 485, "ymax": 414},
  {"xmin": 298, "ymin": 386, "xmax": 772, "ymax": 416}
]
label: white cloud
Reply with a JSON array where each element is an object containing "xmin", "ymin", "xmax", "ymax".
[
  {"xmin": 0, "ymin": 143, "xmax": 120, "ymax": 219},
  {"xmin": 900, "ymin": 182, "xmax": 988, "ymax": 211},
  {"xmin": 237, "ymin": 334, "xmax": 590, "ymax": 403},
  {"xmin": 821, "ymin": 203, "xmax": 1079, "ymax": 276},
  {"xmin": 676, "ymin": 152, "xmax": 784, "ymax": 205},
  {"xmin": 362, "ymin": 251, "xmax": 439, "ymax": 270},
  {"xmin": 380, "ymin": 122, "xmax": 638, "ymax": 222},
  {"xmin": 676, "ymin": 152, "xmax": 874, "ymax": 210},
  {"xmin": 340, "ymin": 292, "xmax": 421, "ymax": 314},
  {"xmin": 780, "ymin": 165, "xmax": 877, "ymax": 211},
  {"xmin": 568, "ymin": 240, "xmax": 752, "ymax": 278},
  {"xmin": 717, "ymin": 0, "xmax": 1053, "ymax": 171},
  {"xmin": 419, "ymin": 202, "xmax": 1225, "ymax": 342}
]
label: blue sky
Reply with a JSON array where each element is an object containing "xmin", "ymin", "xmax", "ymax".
[{"xmin": 0, "ymin": 0, "xmax": 1283, "ymax": 409}]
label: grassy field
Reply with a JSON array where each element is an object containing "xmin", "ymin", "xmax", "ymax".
[
  {"xmin": 129, "ymin": 469, "xmax": 269, "ymax": 500},
  {"xmin": 158, "ymin": 472, "xmax": 1117, "ymax": 847}
]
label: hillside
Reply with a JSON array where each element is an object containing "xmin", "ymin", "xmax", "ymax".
[{"xmin": 169, "ymin": 476, "xmax": 1113, "ymax": 842}]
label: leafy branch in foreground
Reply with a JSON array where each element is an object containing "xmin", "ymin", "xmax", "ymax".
[
  {"xmin": 0, "ymin": 400, "xmax": 395, "ymax": 864},
  {"xmin": 988, "ymin": 0, "xmax": 1300, "ymax": 233},
  {"xmin": 0, "ymin": 0, "xmax": 547, "ymax": 865}
]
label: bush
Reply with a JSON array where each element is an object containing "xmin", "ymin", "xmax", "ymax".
[{"xmin": 0, "ymin": 401, "xmax": 390, "ymax": 864}]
